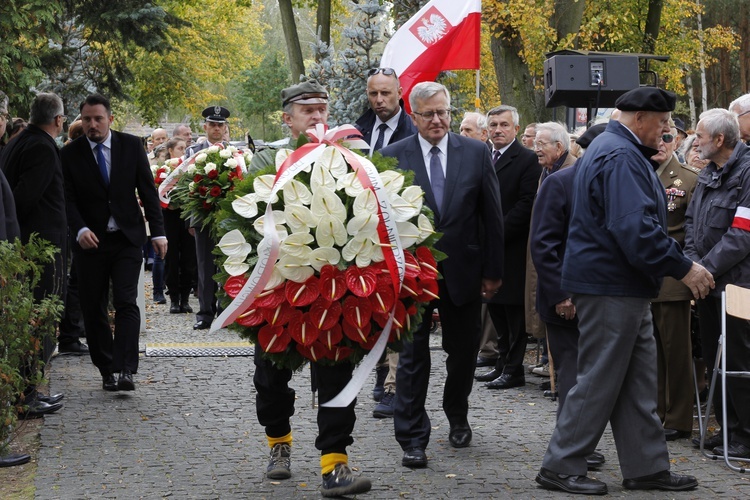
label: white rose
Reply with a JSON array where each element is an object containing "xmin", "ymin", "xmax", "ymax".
[
  {"xmin": 204, "ymin": 163, "xmax": 217, "ymax": 173},
  {"xmin": 167, "ymin": 158, "xmax": 181, "ymax": 168},
  {"xmin": 195, "ymin": 153, "xmax": 207, "ymax": 164},
  {"xmin": 219, "ymin": 148, "xmax": 232, "ymax": 159},
  {"xmin": 225, "ymin": 158, "xmax": 238, "ymax": 168},
  {"xmin": 187, "ymin": 163, "xmax": 197, "ymax": 174},
  {"xmin": 150, "ymin": 165, "xmax": 158, "ymax": 175},
  {"xmin": 189, "ymin": 181, "xmax": 196, "ymax": 192},
  {"xmin": 227, "ymin": 146, "xmax": 238, "ymax": 154},
  {"xmin": 207, "ymin": 145, "xmax": 220, "ymax": 154}
]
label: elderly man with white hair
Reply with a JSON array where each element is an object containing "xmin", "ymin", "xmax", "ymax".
[{"xmin": 729, "ymin": 93, "xmax": 750, "ymax": 143}]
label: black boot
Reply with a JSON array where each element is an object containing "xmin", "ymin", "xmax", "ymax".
[
  {"xmin": 180, "ymin": 293, "xmax": 193, "ymax": 313},
  {"xmin": 169, "ymin": 296, "xmax": 181, "ymax": 314}
]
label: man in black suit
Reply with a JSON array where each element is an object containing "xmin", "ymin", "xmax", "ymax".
[
  {"xmin": 1, "ymin": 92, "xmax": 70, "ymax": 416},
  {"xmin": 380, "ymin": 81, "xmax": 504, "ymax": 468},
  {"xmin": 475, "ymin": 105, "xmax": 541, "ymax": 390},
  {"xmin": 61, "ymin": 93, "xmax": 167, "ymax": 392}
]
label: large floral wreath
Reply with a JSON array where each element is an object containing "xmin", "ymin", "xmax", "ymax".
[{"xmin": 211, "ymin": 125, "xmax": 443, "ymax": 371}]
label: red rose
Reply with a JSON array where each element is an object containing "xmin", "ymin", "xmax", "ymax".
[
  {"xmin": 198, "ymin": 186, "xmax": 208, "ymax": 196},
  {"xmin": 202, "ymin": 200, "xmax": 213, "ymax": 210},
  {"xmin": 194, "ymin": 174, "xmax": 203, "ymax": 183},
  {"xmin": 208, "ymin": 169, "xmax": 219, "ymax": 179},
  {"xmin": 227, "ymin": 171, "xmax": 236, "ymax": 180},
  {"xmin": 209, "ymin": 186, "xmax": 222, "ymax": 197}
]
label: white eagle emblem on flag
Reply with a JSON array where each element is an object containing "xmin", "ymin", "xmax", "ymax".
[{"xmin": 417, "ymin": 14, "xmax": 448, "ymax": 44}]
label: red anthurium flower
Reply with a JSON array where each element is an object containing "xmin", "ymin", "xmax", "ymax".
[
  {"xmin": 369, "ymin": 283, "xmax": 395, "ymax": 315},
  {"xmin": 288, "ymin": 312, "xmax": 320, "ymax": 347},
  {"xmin": 359, "ymin": 331, "xmax": 379, "ymax": 350},
  {"xmin": 342, "ymin": 295, "xmax": 372, "ymax": 328},
  {"xmin": 258, "ymin": 324, "xmax": 290, "ymax": 353},
  {"xmin": 253, "ymin": 285, "xmax": 286, "ymax": 309},
  {"xmin": 262, "ymin": 302, "xmax": 296, "ymax": 327},
  {"xmin": 399, "ymin": 276, "xmax": 420, "ymax": 299},
  {"xmin": 224, "ymin": 275, "xmax": 248, "ymax": 298},
  {"xmin": 329, "ymin": 345, "xmax": 353, "ymax": 362},
  {"xmin": 296, "ymin": 341, "xmax": 328, "ymax": 362},
  {"xmin": 345, "ymin": 266, "xmax": 377, "ymax": 297},
  {"xmin": 309, "ymin": 297, "xmax": 342, "ymax": 330},
  {"xmin": 319, "ymin": 324, "xmax": 343, "ymax": 350},
  {"xmin": 285, "ymin": 275, "xmax": 320, "ymax": 307},
  {"xmin": 319, "ymin": 266, "xmax": 346, "ymax": 302},
  {"xmin": 416, "ymin": 246, "xmax": 439, "ymax": 280},
  {"xmin": 236, "ymin": 306, "xmax": 264, "ymax": 326},
  {"xmin": 372, "ymin": 310, "xmax": 389, "ymax": 329},
  {"xmin": 403, "ymin": 251, "xmax": 421, "ymax": 278},
  {"xmin": 417, "ymin": 279, "xmax": 439, "ymax": 302},
  {"xmin": 343, "ymin": 317, "xmax": 372, "ymax": 344}
]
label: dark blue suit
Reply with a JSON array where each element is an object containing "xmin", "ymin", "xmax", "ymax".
[{"xmin": 380, "ymin": 132, "xmax": 504, "ymax": 451}]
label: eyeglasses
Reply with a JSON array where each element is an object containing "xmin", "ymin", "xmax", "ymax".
[
  {"xmin": 533, "ymin": 140, "xmax": 559, "ymax": 149},
  {"xmin": 662, "ymin": 133, "xmax": 674, "ymax": 143},
  {"xmin": 412, "ymin": 109, "xmax": 451, "ymax": 120},
  {"xmin": 56, "ymin": 114, "xmax": 67, "ymax": 123},
  {"xmin": 367, "ymin": 67, "xmax": 397, "ymax": 77},
  {"xmin": 738, "ymin": 110, "xmax": 750, "ymax": 118}
]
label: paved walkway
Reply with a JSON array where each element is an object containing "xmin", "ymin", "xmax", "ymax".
[{"xmin": 35, "ymin": 292, "xmax": 750, "ymax": 498}]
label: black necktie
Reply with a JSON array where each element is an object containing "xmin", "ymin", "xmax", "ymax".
[
  {"xmin": 373, "ymin": 123, "xmax": 388, "ymax": 152},
  {"xmin": 430, "ymin": 146, "xmax": 445, "ymax": 211},
  {"xmin": 96, "ymin": 143, "xmax": 109, "ymax": 186},
  {"xmin": 492, "ymin": 149, "xmax": 501, "ymax": 165}
]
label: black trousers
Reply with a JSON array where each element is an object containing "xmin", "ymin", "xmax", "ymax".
[
  {"xmin": 194, "ymin": 226, "xmax": 217, "ymax": 323},
  {"xmin": 253, "ymin": 350, "xmax": 356, "ymax": 455},
  {"xmin": 76, "ymin": 231, "xmax": 142, "ymax": 376},
  {"xmin": 487, "ymin": 303, "xmax": 527, "ymax": 376},
  {"xmin": 394, "ymin": 280, "xmax": 482, "ymax": 451},
  {"xmin": 59, "ymin": 252, "xmax": 85, "ymax": 342},
  {"xmin": 163, "ymin": 208, "xmax": 196, "ymax": 299}
]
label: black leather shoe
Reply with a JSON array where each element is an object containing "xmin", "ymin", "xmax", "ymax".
[
  {"xmin": 154, "ymin": 292, "xmax": 167, "ymax": 304},
  {"xmin": 586, "ymin": 451, "xmax": 605, "ymax": 469},
  {"xmin": 180, "ymin": 302, "xmax": 193, "ymax": 313},
  {"xmin": 536, "ymin": 467, "xmax": 607, "ymax": 495},
  {"xmin": 475, "ymin": 367, "xmax": 502, "ymax": 382},
  {"xmin": 485, "ymin": 373, "xmax": 525, "ymax": 389},
  {"xmin": 18, "ymin": 399, "xmax": 63, "ymax": 418},
  {"xmin": 664, "ymin": 428, "xmax": 691, "ymax": 441},
  {"xmin": 622, "ymin": 470, "xmax": 698, "ymax": 491},
  {"xmin": 103, "ymin": 374, "xmax": 118, "ymax": 391},
  {"xmin": 36, "ymin": 393, "xmax": 64, "ymax": 405},
  {"xmin": 193, "ymin": 320, "xmax": 211, "ymax": 330},
  {"xmin": 169, "ymin": 301, "xmax": 181, "ymax": 313},
  {"xmin": 402, "ymin": 448, "xmax": 427, "ymax": 468},
  {"xmin": 118, "ymin": 371, "xmax": 135, "ymax": 391},
  {"xmin": 713, "ymin": 441, "xmax": 750, "ymax": 458},
  {"xmin": 693, "ymin": 432, "xmax": 723, "ymax": 449},
  {"xmin": 0, "ymin": 453, "xmax": 31, "ymax": 468},
  {"xmin": 475, "ymin": 356, "xmax": 497, "ymax": 368},
  {"xmin": 58, "ymin": 340, "xmax": 89, "ymax": 355},
  {"xmin": 449, "ymin": 422, "xmax": 472, "ymax": 448}
]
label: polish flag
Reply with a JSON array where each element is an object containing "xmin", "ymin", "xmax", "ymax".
[
  {"xmin": 380, "ymin": 0, "xmax": 481, "ymax": 113},
  {"xmin": 731, "ymin": 206, "xmax": 750, "ymax": 231}
]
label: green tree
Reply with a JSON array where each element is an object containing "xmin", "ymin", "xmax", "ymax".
[{"xmin": 234, "ymin": 54, "xmax": 290, "ymax": 140}]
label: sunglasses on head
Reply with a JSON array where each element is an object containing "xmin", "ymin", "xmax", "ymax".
[{"xmin": 367, "ymin": 67, "xmax": 397, "ymax": 77}]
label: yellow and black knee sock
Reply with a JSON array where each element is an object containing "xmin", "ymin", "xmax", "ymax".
[
  {"xmin": 267, "ymin": 431, "xmax": 293, "ymax": 448},
  {"xmin": 321, "ymin": 453, "xmax": 348, "ymax": 475}
]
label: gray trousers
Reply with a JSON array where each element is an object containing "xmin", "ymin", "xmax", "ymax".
[{"xmin": 542, "ymin": 295, "xmax": 670, "ymax": 479}]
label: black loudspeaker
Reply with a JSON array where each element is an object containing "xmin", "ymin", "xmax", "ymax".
[{"xmin": 544, "ymin": 54, "xmax": 640, "ymax": 108}]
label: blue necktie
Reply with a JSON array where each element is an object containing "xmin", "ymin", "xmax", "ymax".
[
  {"xmin": 96, "ymin": 143, "xmax": 109, "ymax": 186},
  {"xmin": 429, "ymin": 146, "xmax": 445, "ymax": 211},
  {"xmin": 492, "ymin": 149, "xmax": 501, "ymax": 165},
  {"xmin": 373, "ymin": 123, "xmax": 389, "ymax": 152}
]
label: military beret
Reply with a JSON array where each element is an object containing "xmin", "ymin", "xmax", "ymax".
[
  {"xmin": 615, "ymin": 87, "xmax": 676, "ymax": 112},
  {"xmin": 575, "ymin": 123, "xmax": 607, "ymax": 148},
  {"xmin": 202, "ymin": 106, "xmax": 230, "ymax": 123},
  {"xmin": 281, "ymin": 80, "xmax": 328, "ymax": 107}
]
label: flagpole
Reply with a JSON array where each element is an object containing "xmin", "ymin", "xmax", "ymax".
[{"xmin": 475, "ymin": 69, "xmax": 481, "ymax": 111}]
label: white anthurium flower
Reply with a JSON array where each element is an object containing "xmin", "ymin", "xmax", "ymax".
[
  {"xmin": 315, "ymin": 214, "xmax": 348, "ymax": 247},
  {"xmin": 346, "ymin": 212, "xmax": 379, "ymax": 238},
  {"xmin": 195, "ymin": 153, "xmax": 207, "ymax": 164},
  {"xmin": 309, "ymin": 247, "xmax": 341, "ymax": 271},
  {"xmin": 223, "ymin": 254, "xmax": 250, "ymax": 276},
  {"xmin": 310, "ymin": 162, "xmax": 336, "ymax": 193},
  {"xmin": 341, "ymin": 235, "xmax": 376, "ymax": 266},
  {"xmin": 311, "ymin": 187, "xmax": 347, "ymax": 222},
  {"xmin": 370, "ymin": 244, "xmax": 385, "ymax": 263},
  {"xmin": 284, "ymin": 203, "xmax": 316, "ymax": 234},
  {"xmin": 254, "ymin": 175, "xmax": 279, "ymax": 204},
  {"xmin": 336, "ymin": 172, "xmax": 365, "ymax": 197},
  {"xmin": 274, "ymin": 148, "xmax": 312, "ymax": 173},
  {"xmin": 232, "ymin": 192, "xmax": 259, "ymax": 219},
  {"xmin": 207, "ymin": 145, "xmax": 220, "ymax": 154},
  {"xmin": 379, "ymin": 170, "xmax": 405, "ymax": 195},
  {"xmin": 396, "ymin": 221, "xmax": 420, "ymax": 248},
  {"xmin": 219, "ymin": 148, "xmax": 232, "ymax": 159},
  {"xmin": 317, "ymin": 146, "xmax": 348, "ymax": 179},
  {"xmin": 253, "ymin": 211, "xmax": 288, "ymax": 239},
  {"xmin": 352, "ymin": 189, "xmax": 379, "ymax": 217},
  {"xmin": 282, "ymin": 179, "xmax": 313, "ymax": 206},
  {"xmin": 265, "ymin": 266, "xmax": 285, "ymax": 289},
  {"xmin": 280, "ymin": 232, "xmax": 314, "ymax": 260},
  {"xmin": 389, "ymin": 192, "xmax": 420, "ymax": 222},
  {"xmin": 217, "ymin": 229, "xmax": 253, "ymax": 257},
  {"xmin": 400, "ymin": 185, "xmax": 424, "ymax": 213},
  {"xmin": 416, "ymin": 214, "xmax": 435, "ymax": 243},
  {"xmin": 277, "ymin": 255, "xmax": 315, "ymax": 283}
]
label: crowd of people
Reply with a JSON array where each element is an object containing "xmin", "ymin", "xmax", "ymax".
[{"xmin": 1, "ymin": 76, "xmax": 750, "ymax": 497}]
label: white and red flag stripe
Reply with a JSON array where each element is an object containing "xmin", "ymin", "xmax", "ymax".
[
  {"xmin": 380, "ymin": 0, "xmax": 481, "ymax": 113},
  {"xmin": 731, "ymin": 206, "xmax": 750, "ymax": 231}
]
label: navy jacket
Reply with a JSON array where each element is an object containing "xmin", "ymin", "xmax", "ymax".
[
  {"xmin": 355, "ymin": 102, "xmax": 417, "ymax": 149},
  {"xmin": 561, "ymin": 121, "xmax": 692, "ymax": 297}
]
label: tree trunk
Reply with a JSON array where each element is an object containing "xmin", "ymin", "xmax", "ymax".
[
  {"xmin": 316, "ymin": 0, "xmax": 331, "ymax": 52},
  {"xmin": 739, "ymin": 1, "xmax": 749, "ymax": 93},
  {"xmin": 643, "ymin": 0, "xmax": 664, "ymax": 53},
  {"xmin": 278, "ymin": 0, "xmax": 305, "ymax": 82},
  {"xmin": 552, "ymin": 0, "xmax": 587, "ymax": 48},
  {"xmin": 685, "ymin": 66, "xmax": 696, "ymax": 128}
]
